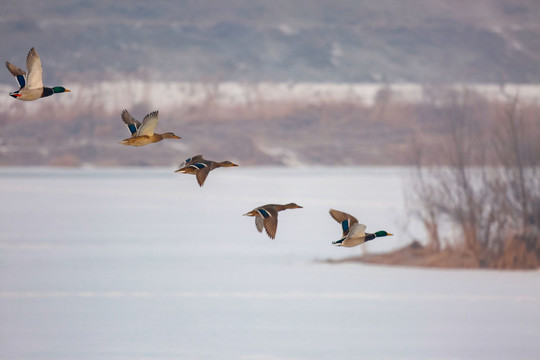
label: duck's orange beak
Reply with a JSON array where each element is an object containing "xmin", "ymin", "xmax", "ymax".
[
  {"xmin": 174, "ymin": 136, "xmax": 181, "ymax": 139},
  {"xmin": 65, "ymin": 89, "xmax": 71, "ymax": 92}
]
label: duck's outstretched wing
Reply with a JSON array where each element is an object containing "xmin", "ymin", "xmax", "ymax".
[
  {"xmin": 121, "ymin": 109, "xmax": 142, "ymax": 136},
  {"xmin": 137, "ymin": 110, "xmax": 159, "ymax": 136},
  {"xmin": 25, "ymin": 47, "xmax": 43, "ymax": 90},
  {"xmin": 329, "ymin": 209, "xmax": 359, "ymax": 237},
  {"xmin": 181, "ymin": 155, "xmax": 204, "ymax": 167},
  {"xmin": 174, "ymin": 159, "xmax": 211, "ymax": 186},
  {"xmin": 255, "ymin": 216, "xmax": 264, "ymax": 233},
  {"xmin": 260, "ymin": 207, "xmax": 279, "ymax": 239},
  {"xmin": 263, "ymin": 215, "xmax": 278, "ymax": 239},
  {"xmin": 5, "ymin": 62, "xmax": 26, "ymax": 88},
  {"xmin": 194, "ymin": 164, "xmax": 211, "ymax": 187}
]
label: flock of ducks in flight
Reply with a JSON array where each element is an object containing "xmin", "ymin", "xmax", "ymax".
[{"xmin": 6, "ymin": 47, "xmax": 394, "ymax": 245}]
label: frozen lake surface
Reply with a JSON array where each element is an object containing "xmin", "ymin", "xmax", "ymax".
[{"xmin": 1, "ymin": 167, "xmax": 539, "ymax": 360}]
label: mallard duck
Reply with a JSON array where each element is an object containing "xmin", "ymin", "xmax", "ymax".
[
  {"xmin": 174, "ymin": 155, "xmax": 238, "ymax": 186},
  {"xmin": 119, "ymin": 109, "xmax": 181, "ymax": 146},
  {"xmin": 6, "ymin": 47, "xmax": 70, "ymax": 101},
  {"xmin": 329, "ymin": 209, "xmax": 393, "ymax": 247},
  {"xmin": 244, "ymin": 203, "xmax": 303, "ymax": 239}
]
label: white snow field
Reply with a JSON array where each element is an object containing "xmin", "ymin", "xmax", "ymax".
[{"xmin": 1, "ymin": 167, "xmax": 539, "ymax": 360}]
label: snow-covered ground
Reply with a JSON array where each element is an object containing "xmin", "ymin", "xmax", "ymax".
[{"xmin": 1, "ymin": 167, "xmax": 539, "ymax": 360}]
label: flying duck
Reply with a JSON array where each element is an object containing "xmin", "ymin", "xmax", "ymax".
[
  {"xmin": 244, "ymin": 203, "xmax": 303, "ymax": 239},
  {"xmin": 329, "ymin": 209, "xmax": 393, "ymax": 247},
  {"xmin": 6, "ymin": 47, "xmax": 70, "ymax": 101},
  {"xmin": 119, "ymin": 109, "xmax": 181, "ymax": 146},
  {"xmin": 175, "ymin": 155, "xmax": 238, "ymax": 186}
]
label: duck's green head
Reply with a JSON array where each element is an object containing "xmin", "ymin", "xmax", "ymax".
[
  {"xmin": 52, "ymin": 86, "xmax": 71, "ymax": 93},
  {"xmin": 375, "ymin": 231, "xmax": 393, "ymax": 238}
]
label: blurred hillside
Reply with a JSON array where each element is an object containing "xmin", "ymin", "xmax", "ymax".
[
  {"xmin": 1, "ymin": 0, "xmax": 540, "ymax": 166},
  {"xmin": 1, "ymin": 82, "xmax": 539, "ymax": 166},
  {"xmin": 1, "ymin": 0, "xmax": 540, "ymax": 84}
]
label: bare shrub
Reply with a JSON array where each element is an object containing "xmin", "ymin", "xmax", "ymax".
[{"xmin": 409, "ymin": 90, "xmax": 540, "ymax": 268}]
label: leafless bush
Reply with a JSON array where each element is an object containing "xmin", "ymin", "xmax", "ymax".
[{"xmin": 409, "ymin": 91, "xmax": 540, "ymax": 268}]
